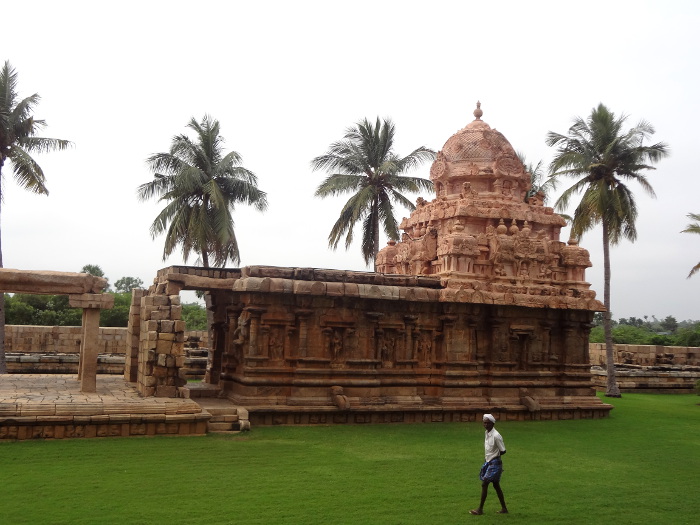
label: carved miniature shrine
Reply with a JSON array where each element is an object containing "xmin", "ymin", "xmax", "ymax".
[{"xmin": 131, "ymin": 104, "xmax": 613, "ymax": 425}]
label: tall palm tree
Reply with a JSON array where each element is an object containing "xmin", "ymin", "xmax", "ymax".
[
  {"xmin": 681, "ymin": 212, "xmax": 700, "ymax": 278},
  {"xmin": 312, "ymin": 117, "xmax": 435, "ymax": 269},
  {"xmin": 546, "ymin": 103, "xmax": 669, "ymax": 397},
  {"xmin": 0, "ymin": 60, "xmax": 71, "ymax": 373},
  {"xmin": 138, "ymin": 115, "xmax": 267, "ymax": 268}
]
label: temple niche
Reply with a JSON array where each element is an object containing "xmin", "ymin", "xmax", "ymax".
[{"xmin": 134, "ymin": 104, "xmax": 612, "ymax": 425}]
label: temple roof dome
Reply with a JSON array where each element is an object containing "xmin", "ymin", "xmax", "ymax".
[{"xmin": 440, "ymin": 102, "xmax": 518, "ymax": 163}]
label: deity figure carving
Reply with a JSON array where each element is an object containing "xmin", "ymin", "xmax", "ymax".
[
  {"xmin": 330, "ymin": 330, "xmax": 343, "ymax": 361},
  {"xmin": 268, "ymin": 327, "xmax": 284, "ymax": 361}
]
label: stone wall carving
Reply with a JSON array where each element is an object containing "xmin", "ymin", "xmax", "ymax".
[{"xmin": 134, "ymin": 265, "xmax": 612, "ymax": 423}]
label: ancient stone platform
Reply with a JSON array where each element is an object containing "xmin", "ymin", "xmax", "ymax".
[{"xmin": 0, "ymin": 375, "xmax": 210, "ymax": 440}]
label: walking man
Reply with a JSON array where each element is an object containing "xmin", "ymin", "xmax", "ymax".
[{"xmin": 470, "ymin": 413, "xmax": 508, "ymax": 515}]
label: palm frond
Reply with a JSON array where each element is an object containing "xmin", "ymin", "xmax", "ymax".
[
  {"xmin": 314, "ymin": 174, "xmax": 365, "ymax": 198},
  {"xmin": 7, "ymin": 146, "xmax": 49, "ymax": 195}
]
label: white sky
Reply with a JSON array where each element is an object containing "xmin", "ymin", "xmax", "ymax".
[{"xmin": 1, "ymin": 0, "xmax": 698, "ymax": 320}]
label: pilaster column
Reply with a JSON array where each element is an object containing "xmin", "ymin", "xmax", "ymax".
[
  {"xmin": 295, "ymin": 309, "xmax": 313, "ymax": 357},
  {"xmin": 440, "ymin": 315, "xmax": 457, "ymax": 360},
  {"xmin": 245, "ymin": 307, "xmax": 266, "ymax": 357},
  {"xmin": 403, "ymin": 315, "xmax": 418, "ymax": 360}
]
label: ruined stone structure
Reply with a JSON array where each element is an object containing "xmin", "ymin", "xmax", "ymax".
[
  {"xmin": 130, "ymin": 105, "xmax": 613, "ymax": 424},
  {"xmin": 589, "ymin": 343, "xmax": 700, "ymax": 393},
  {"xmin": 0, "ymin": 268, "xmax": 113, "ymax": 392}
]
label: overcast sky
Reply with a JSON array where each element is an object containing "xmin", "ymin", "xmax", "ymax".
[{"xmin": 2, "ymin": 0, "xmax": 698, "ymax": 320}]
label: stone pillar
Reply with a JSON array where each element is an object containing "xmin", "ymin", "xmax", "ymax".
[
  {"xmin": 489, "ymin": 318, "xmax": 507, "ymax": 363},
  {"xmin": 540, "ymin": 321, "xmax": 553, "ymax": 363},
  {"xmin": 206, "ymin": 321, "xmax": 226, "ymax": 384},
  {"xmin": 562, "ymin": 321, "xmax": 576, "ymax": 364},
  {"xmin": 403, "ymin": 315, "xmax": 418, "ymax": 360},
  {"xmin": 137, "ymin": 293, "xmax": 186, "ymax": 398},
  {"xmin": 125, "ymin": 289, "xmax": 145, "ymax": 383},
  {"xmin": 440, "ymin": 315, "xmax": 457, "ymax": 360},
  {"xmin": 260, "ymin": 325, "xmax": 270, "ymax": 358},
  {"xmin": 78, "ymin": 308, "xmax": 100, "ymax": 392},
  {"xmin": 204, "ymin": 292, "xmax": 229, "ymax": 384},
  {"xmin": 366, "ymin": 312, "xmax": 384, "ymax": 360},
  {"xmin": 245, "ymin": 307, "xmax": 266, "ymax": 357},
  {"xmin": 295, "ymin": 309, "xmax": 312, "ymax": 357},
  {"xmin": 222, "ymin": 306, "xmax": 243, "ymax": 375},
  {"xmin": 69, "ymin": 293, "xmax": 114, "ymax": 393}
]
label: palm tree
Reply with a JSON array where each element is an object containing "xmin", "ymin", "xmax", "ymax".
[
  {"xmin": 681, "ymin": 213, "xmax": 700, "ymax": 278},
  {"xmin": 0, "ymin": 60, "xmax": 71, "ymax": 373},
  {"xmin": 138, "ymin": 115, "xmax": 267, "ymax": 268},
  {"xmin": 546, "ymin": 103, "xmax": 669, "ymax": 397},
  {"xmin": 312, "ymin": 117, "xmax": 435, "ymax": 269},
  {"xmin": 517, "ymin": 151, "xmax": 557, "ymax": 203}
]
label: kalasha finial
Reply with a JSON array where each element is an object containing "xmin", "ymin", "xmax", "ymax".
[{"xmin": 473, "ymin": 101, "xmax": 483, "ymax": 120}]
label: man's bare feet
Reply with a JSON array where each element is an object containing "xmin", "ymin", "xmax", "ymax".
[{"xmin": 469, "ymin": 509, "xmax": 483, "ymax": 515}]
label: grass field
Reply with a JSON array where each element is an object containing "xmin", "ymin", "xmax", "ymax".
[{"xmin": 1, "ymin": 393, "xmax": 698, "ymax": 525}]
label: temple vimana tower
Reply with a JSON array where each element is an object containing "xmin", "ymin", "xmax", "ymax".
[{"xmin": 132, "ymin": 104, "xmax": 612, "ymax": 425}]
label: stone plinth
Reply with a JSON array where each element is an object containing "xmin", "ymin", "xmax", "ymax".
[
  {"xmin": 591, "ymin": 365, "xmax": 700, "ymax": 393},
  {"xmin": 136, "ymin": 265, "xmax": 612, "ymax": 423}
]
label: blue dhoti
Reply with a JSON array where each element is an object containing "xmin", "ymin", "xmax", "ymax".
[{"xmin": 479, "ymin": 457, "xmax": 503, "ymax": 483}]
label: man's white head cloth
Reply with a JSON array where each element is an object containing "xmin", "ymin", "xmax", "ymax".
[{"xmin": 483, "ymin": 414, "xmax": 496, "ymax": 424}]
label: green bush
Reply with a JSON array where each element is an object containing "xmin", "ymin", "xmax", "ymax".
[
  {"xmin": 99, "ymin": 292, "xmax": 131, "ymax": 327},
  {"xmin": 182, "ymin": 302, "xmax": 207, "ymax": 331}
]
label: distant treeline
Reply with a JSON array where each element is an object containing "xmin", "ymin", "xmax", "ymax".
[
  {"xmin": 590, "ymin": 313, "xmax": 700, "ymax": 347},
  {"xmin": 3, "ymin": 293, "xmax": 207, "ymax": 331}
]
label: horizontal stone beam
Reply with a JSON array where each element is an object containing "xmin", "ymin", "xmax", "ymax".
[
  {"xmin": 0, "ymin": 268, "xmax": 107, "ymax": 295},
  {"xmin": 68, "ymin": 293, "xmax": 115, "ymax": 309},
  {"xmin": 163, "ymin": 273, "xmax": 239, "ymax": 291}
]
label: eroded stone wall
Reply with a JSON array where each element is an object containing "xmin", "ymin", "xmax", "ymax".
[
  {"xmin": 136, "ymin": 293, "xmax": 188, "ymax": 397},
  {"xmin": 5, "ymin": 325, "xmax": 126, "ymax": 354},
  {"xmin": 589, "ymin": 343, "xmax": 700, "ymax": 366}
]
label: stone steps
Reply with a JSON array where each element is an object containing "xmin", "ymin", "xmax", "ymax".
[
  {"xmin": 178, "ymin": 382, "xmax": 220, "ymax": 399},
  {"xmin": 195, "ymin": 398, "xmax": 250, "ymax": 433}
]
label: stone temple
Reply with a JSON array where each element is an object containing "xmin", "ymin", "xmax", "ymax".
[{"xmin": 130, "ymin": 104, "xmax": 613, "ymax": 425}]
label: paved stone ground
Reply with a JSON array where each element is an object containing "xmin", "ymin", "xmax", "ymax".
[{"xmin": 0, "ymin": 374, "xmax": 203, "ymax": 417}]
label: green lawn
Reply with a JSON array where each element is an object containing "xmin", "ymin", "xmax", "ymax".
[{"xmin": 1, "ymin": 393, "xmax": 698, "ymax": 525}]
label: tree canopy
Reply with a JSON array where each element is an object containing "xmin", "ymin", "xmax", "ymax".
[
  {"xmin": 114, "ymin": 276, "xmax": 144, "ymax": 293},
  {"xmin": 138, "ymin": 115, "xmax": 267, "ymax": 267},
  {"xmin": 312, "ymin": 117, "xmax": 435, "ymax": 268}
]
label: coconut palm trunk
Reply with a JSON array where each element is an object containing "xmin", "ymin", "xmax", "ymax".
[{"xmin": 602, "ymin": 222, "xmax": 620, "ymax": 396}]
